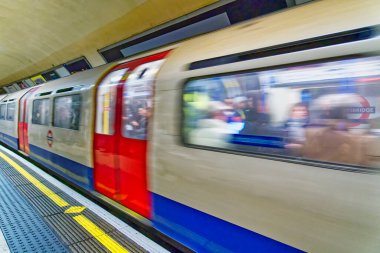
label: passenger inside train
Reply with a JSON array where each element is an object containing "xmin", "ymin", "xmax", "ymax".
[
  {"xmin": 53, "ymin": 95, "xmax": 81, "ymax": 130},
  {"xmin": 184, "ymin": 56, "xmax": 380, "ymax": 167},
  {"xmin": 32, "ymin": 99, "xmax": 50, "ymax": 125}
]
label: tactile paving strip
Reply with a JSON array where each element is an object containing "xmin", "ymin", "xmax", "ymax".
[
  {"xmin": 17, "ymin": 181, "xmax": 63, "ymax": 199},
  {"xmin": 0, "ymin": 159, "xmax": 41, "ymax": 178},
  {"xmin": 68, "ymin": 232, "xmax": 147, "ymax": 253},
  {"xmin": 29, "ymin": 195, "xmax": 66, "ymax": 217},
  {"xmin": 0, "ymin": 153, "xmax": 153, "ymax": 253},
  {"xmin": 45, "ymin": 213, "xmax": 93, "ymax": 245},
  {"xmin": 44, "ymin": 209, "xmax": 117, "ymax": 244},
  {"xmin": 69, "ymin": 238, "xmax": 110, "ymax": 253},
  {"xmin": 0, "ymin": 158, "xmax": 68, "ymax": 253},
  {"xmin": 8, "ymin": 174, "xmax": 38, "ymax": 186},
  {"xmin": 0, "ymin": 159, "xmax": 22, "ymax": 176},
  {"xmin": 108, "ymin": 230, "xmax": 148, "ymax": 253}
]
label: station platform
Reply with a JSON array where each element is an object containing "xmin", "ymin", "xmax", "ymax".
[{"xmin": 0, "ymin": 145, "xmax": 170, "ymax": 253}]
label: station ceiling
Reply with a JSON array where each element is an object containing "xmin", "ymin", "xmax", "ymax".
[{"xmin": 0, "ymin": 0, "xmax": 218, "ymax": 87}]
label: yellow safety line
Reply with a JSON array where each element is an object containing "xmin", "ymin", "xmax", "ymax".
[
  {"xmin": 0, "ymin": 151, "xmax": 69, "ymax": 207},
  {"xmin": 74, "ymin": 215, "xmax": 129, "ymax": 253},
  {"xmin": 0, "ymin": 150, "xmax": 130, "ymax": 253},
  {"xmin": 64, "ymin": 206, "xmax": 86, "ymax": 214}
]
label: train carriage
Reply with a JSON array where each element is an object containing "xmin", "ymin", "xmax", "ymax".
[
  {"xmin": 150, "ymin": 0, "xmax": 380, "ymax": 252},
  {"xmin": 0, "ymin": 88, "xmax": 34, "ymax": 150},
  {"xmin": 27, "ymin": 64, "xmax": 113, "ymax": 189}
]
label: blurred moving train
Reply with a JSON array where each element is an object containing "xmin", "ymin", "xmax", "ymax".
[{"xmin": 1, "ymin": 1, "xmax": 380, "ymax": 252}]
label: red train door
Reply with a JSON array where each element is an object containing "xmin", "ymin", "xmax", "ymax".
[
  {"xmin": 18, "ymin": 87, "xmax": 38, "ymax": 154},
  {"xmin": 94, "ymin": 51, "xmax": 170, "ymax": 218},
  {"xmin": 94, "ymin": 68, "xmax": 129, "ymax": 200},
  {"xmin": 118, "ymin": 59, "xmax": 167, "ymax": 218}
]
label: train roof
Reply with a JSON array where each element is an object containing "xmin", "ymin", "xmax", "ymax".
[
  {"xmin": 32, "ymin": 63, "xmax": 114, "ymax": 95},
  {"xmin": 116, "ymin": 44, "xmax": 177, "ymax": 65},
  {"xmin": 1, "ymin": 86, "xmax": 36, "ymax": 101},
  {"xmin": 0, "ymin": 94, "xmax": 7, "ymax": 102},
  {"xmin": 167, "ymin": 0, "xmax": 380, "ymax": 68},
  {"xmin": 34, "ymin": 45, "xmax": 176, "ymax": 94}
]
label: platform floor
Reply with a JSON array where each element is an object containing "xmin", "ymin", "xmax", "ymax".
[{"xmin": 0, "ymin": 145, "xmax": 170, "ymax": 253}]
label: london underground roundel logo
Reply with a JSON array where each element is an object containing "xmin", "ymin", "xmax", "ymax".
[
  {"xmin": 47, "ymin": 130, "xmax": 53, "ymax": 147},
  {"xmin": 357, "ymin": 95, "xmax": 374, "ymax": 121},
  {"xmin": 346, "ymin": 95, "xmax": 375, "ymax": 127}
]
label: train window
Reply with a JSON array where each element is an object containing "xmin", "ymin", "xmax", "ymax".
[
  {"xmin": 122, "ymin": 85, "xmax": 151, "ymax": 140},
  {"xmin": 38, "ymin": 91, "xmax": 52, "ymax": 97},
  {"xmin": 122, "ymin": 60, "xmax": 165, "ymax": 140},
  {"xmin": 19, "ymin": 100, "xmax": 24, "ymax": 122},
  {"xmin": 53, "ymin": 95, "xmax": 81, "ymax": 130},
  {"xmin": 32, "ymin": 99, "xmax": 50, "ymax": 125},
  {"xmin": 25, "ymin": 103, "xmax": 29, "ymax": 123},
  {"xmin": 95, "ymin": 69, "xmax": 128, "ymax": 135},
  {"xmin": 0, "ymin": 104, "xmax": 6, "ymax": 120},
  {"xmin": 183, "ymin": 56, "xmax": 380, "ymax": 168},
  {"xmin": 6, "ymin": 103, "xmax": 15, "ymax": 121},
  {"xmin": 56, "ymin": 87, "xmax": 73, "ymax": 93}
]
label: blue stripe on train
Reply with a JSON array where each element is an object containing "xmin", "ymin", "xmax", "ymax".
[
  {"xmin": 29, "ymin": 144, "xmax": 94, "ymax": 190},
  {"xmin": 152, "ymin": 193, "xmax": 304, "ymax": 253},
  {"xmin": 0, "ymin": 132, "xmax": 19, "ymax": 150},
  {"xmin": 231, "ymin": 134, "xmax": 285, "ymax": 149}
]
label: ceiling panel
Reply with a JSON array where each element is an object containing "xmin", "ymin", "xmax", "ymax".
[{"xmin": 0, "ymin": 0, "xmax": 218, "ymax": 87}]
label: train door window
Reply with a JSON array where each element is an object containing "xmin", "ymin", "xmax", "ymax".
[
  {"xmin": 19, "ymin": 100, "xmax": 24, "ymax": 122},
  {"xmin": 32, "ymin": 99, "xmax": 50, "ymax": 125},
  {"xmin": 53, "ymin": 95, "xmax": 81, "ymax": 130},
  {"xmin": 95, "ymin": 68, "xmax": 128, "ymax": 135},
  {"xmin": 25, "ymin": 103, "xmax": 29, "ymax": 123},
  {"xmin": 0, "ymin": 104, "xmax": 6, "ymax": 120},
  {"xmin": 182, "ymin": 56, "xmax": 380, "ymax": 168},
  {"xmin": 6, "ymin": 102, "xmax": 16, "ymax": 121},
  {"xmin": 122, "ymin": 60, "xmax": 165, "ymax": 140}
]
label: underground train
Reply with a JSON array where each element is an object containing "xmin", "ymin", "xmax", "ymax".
[{"xmin": 1, "ymin": 0, "xmax": 380, "ymax": 252}]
